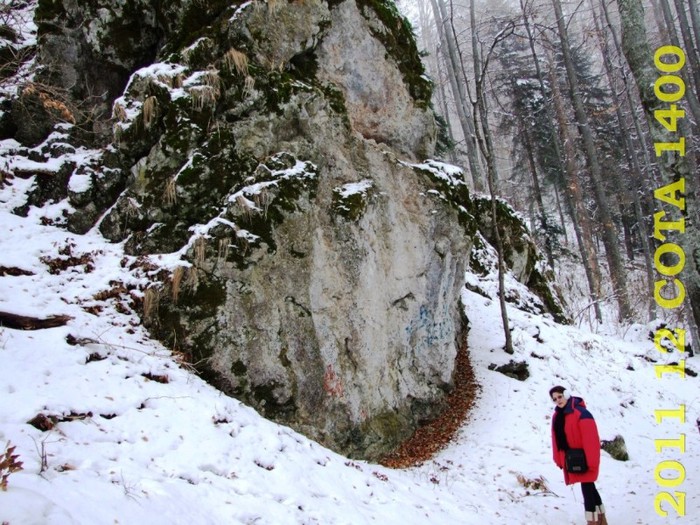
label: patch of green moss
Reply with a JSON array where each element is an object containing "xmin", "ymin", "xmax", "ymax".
[
  {"xmin": 321, "ymin": 82, "xmax": 350, "ymax": 126},
  {"xmin": 468, "ymin": 234, "xmax": 489, "ymax": 276},
  {"xmin": 289, "ymin": 47, "xmax": 319, "ymax": 80},
  {"xmin": 259, "ymin": 69, "xmax": 314, "ymax": 114},
  {"xmin": 363, "ymin": 410, "xmax": 404, "ymax": 437},
  {"xmin": 101, "ymin": 4, "xmax": 162, "ymax": 67},
  {"xmin": 472, "ymin": 197, "xmax": 529, "ymax": 270},
  {"xmin": 179, "ymin": 275, "xmax": 227, "ymax": 321},
  {"xmin": 353, "ymin": 409, "xmax": 414, "ymax": 459},
  {"xmin": 434, "ymin": 113, "xmax": 455, "ymax": 158},
  {"xmin": 527, "ymin": 264, "xmax": 569, "ymax": 324},
  {"xmin": 234, "ymin": 166, "xmax": 319, "ymax": 251},
  {"xmin": 164, "ymin": 0, "xmax": 242, "ymax": 55},
  {"xmin": 180, "ymin": 37, "xmax": 218, "ymax": 70},
  {"xmin": 601, "ymin": 435, "xmax": 629, "ymax": 461},
  {"xmin": 150, "ymin": 273, "xmax": 226, "ymax": 363},
  {"xmin": 411, "ymin": 164, "xmax": 477, "ymax": 237},
  {"xmin": 201, "ymin": 155, "xmax": 318, "ymax": 270},
  {"xmin": 357, "ymin": 0, "xmax": 432, "ymax": 108},
  {"xmin": 469, "ymin": 195, "xmax": 569, "ymax": 323},
  {"xmin": 136, "ymin": 135, "xmax": 260, "ymax": 254},
  {"xmin": 332, "ymin": 185, "xmax": 370, "ymax": 222},
  {"xmin": 278, "ymin": 348, "xmax": 292, "ymax": 368},
  {"xmin": 35, "ymin": 0, "xmax": 66, "ymax": 29},
  {"xmin": 231, "ymin": 359, "xmax": 248, "ymax": 375},
  {"xmin": 252, "ymin": 381, "xmax": 296, "ymax": 419}
]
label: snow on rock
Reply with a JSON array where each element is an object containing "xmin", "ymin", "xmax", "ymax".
[{"xmin": 1, "ymin": 152, "xmax": 698, "ymax": 524}]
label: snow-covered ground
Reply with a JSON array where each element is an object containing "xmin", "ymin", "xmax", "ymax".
[
  {"xmin": 1, "ymin": 2, "xmax": 698, "ymax": 523},
  {"xmin": 0, "ymin": 137, "xmax": 698, "ymax": 525}
]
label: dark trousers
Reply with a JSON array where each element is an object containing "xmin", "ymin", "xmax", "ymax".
[{"xmin": 581, "ymin": 482, "xmax": 603, "ymax": 512}]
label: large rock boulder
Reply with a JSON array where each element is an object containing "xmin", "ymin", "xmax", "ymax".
[
  {"xmin": 2, "ymin": 0, "xmax": 563, "ymax": 459},
  {"xmin": 92, "ymin": 0, "xmax": 464, "ymax": 459}
]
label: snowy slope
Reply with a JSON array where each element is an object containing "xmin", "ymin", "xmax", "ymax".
[
  {"xmin": 0, "ymin": 137, "xmax": 698, "ymax": 525},
  {"xmin": 1, "ymin": 2, "xmax": 698, "ymax": 522}
]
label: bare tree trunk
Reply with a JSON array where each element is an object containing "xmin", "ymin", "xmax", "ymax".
[
  {"xmin": 552, "ymin": 0, "xmax": 632, "ymax": 321},
  {"xmin": 437, "ymin": 59, "xmax": 459, "ymax": 164},
  {"xmin": 617, "ymin": 0, "xmax": 700, "ymax": 345},
  {"xmin": 688, "ymin": 0, "xmax": 700, "ymax": 53},
  {"xmin": 417, "ymin": 1, "xmax": 458, "ymax": 164},
  {"xmin": 553, "ymin": 184, "xmax": 570, "ymax": 246},
  {"xmin": 650, "ymin": 0, "xmax": 672, "ymax": 43},
  {"xmin": 428, "ymin": 0, "xmax": 484, "ymax": 190},
  {"xmin": 658, "ymin": 0, "xmax": 700, "ymax": 123},
  {"xmin": 592, "ymin": 0, "xmax": 656, "ymax": 320},
  {"xmin": 519, "ymin": 112, "xmax": 556, "ymax": 269},
  {"xmin": 469, "ymin": 2, "xmax": 514, "ymax": 353},
  {"xmin": 518, "ymin": 0, "xmax": 564, "ymax": 269},
  {"xmin": 522, "ymin": 0, "xmax": 602, "ymax": 301},
  {"xmin": 673, "ymin": 0, "xmax": 700, "ymax": 107},
  {"xmin": 546, "ymin": 46, "xmax": 604, "ymax": 323},
  {"xmin": 599, "ymin": 0, "xmax": 660, "ymax": 188}
]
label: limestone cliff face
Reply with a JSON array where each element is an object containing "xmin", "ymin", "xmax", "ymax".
[
  {"xmin": 5, "ymin": 0, "xmax": 564, "ymax": 459},
  {"xmin": 101, "ymin": 0, "xmax": 466, "ymax": 458}
]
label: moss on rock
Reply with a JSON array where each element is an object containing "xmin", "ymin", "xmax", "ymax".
[
  {"xmin": 356, "ymin": 0, "xmax": 432, "ymax": 108},
  {"xmin": 332, "ymin": 180, "xmax": 373, "ymax": 221}
]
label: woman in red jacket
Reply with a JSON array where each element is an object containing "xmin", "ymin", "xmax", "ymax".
[{"xmin": 550, "ymin": 385, "xmax": 608, "ymax": 525}]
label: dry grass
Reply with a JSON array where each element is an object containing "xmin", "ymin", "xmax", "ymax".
[
  {"xmin": 143, "ymin": 287, "xmax": 160, "ymax": 322},
  {"xmin": 253, "ymin": 190, "xmax": 272, "ymax": 218},
  {"xmin": 244, "ymin": 75, "xmax": 255, "ymax": 96},
  {"xmin": 217, "ymin": 237, "xmax": 231, "ymax": 263},
  {"xmin": 190, "ymin": 86, "xmax": 218, "ymax": 111},
  {"xmin": 193, "ymin": 237, "xmax": 207, "ymax": 267},
  {"xmin": 235, "ymin": 194, "xmax": 257, "ymax": 221},
  {"xmin": 515, "ymin": 473, "xmax": 549, "ymax": 492},
  {"xmin": 223, "ymin": 48, "xmax": 249, "ymax": 76},
  {"xmin": 163, "ymin": 177, "xmax": 177, "ymax": 207},
  {"xmin": 185, "ymin": 266, "xmax": 199, "ymax": 289},
  {"xmin": 202, "ymin": 69, "xmax": 221, "ymax": 91},
  {"xmin": 172, "ymin": 73, "xmax": 184, "ymax": 89},
  {"xmin": 142, "ymin": 96, "xmax": 158, "ymax": 129},
  {"xmin": 113, "ymin": 124, "xmax": 123, "ymax": 144},
  {"xmin": 187, "ymin": 69, "xmax": 222, "ymax": 110},
  {"xmin": 155, "ymin": 73, "xmax": 183, "ymax": 89},
  {"xmin": 171, "ymin": 266, "xmax": 186, "ymax": 303},
  {"xmin": 112, "ymin": 102, "xmax": 127, "ymax": 122}
]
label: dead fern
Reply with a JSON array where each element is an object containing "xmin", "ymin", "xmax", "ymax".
[
  {"xmin": 0, "ymin": 441, "xmax": 23, "ymax": 491},
  {"xmin": 21, "ymin": 83, "xmax": 76, "ymax": 124},
  {"xmin": 515, "ymin": 473, "xmax": 553, "ymax": 495}
]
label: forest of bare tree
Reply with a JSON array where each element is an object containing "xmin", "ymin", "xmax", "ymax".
[{"xmin": 398, "ymin": 0, "xmax": 700, "ymax": 346}]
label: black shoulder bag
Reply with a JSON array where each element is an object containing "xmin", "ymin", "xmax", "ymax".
[{"xmin": 565, "ymin": 448, "xmax": 588, "ymax": 473}]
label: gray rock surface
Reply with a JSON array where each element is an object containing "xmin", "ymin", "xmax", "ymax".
[{"xmin": 3, "ymin": 0, "xmax": 564, "ymax": 459}]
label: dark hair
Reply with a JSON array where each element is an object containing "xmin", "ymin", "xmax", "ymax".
[{"xmin": 549, "ymin": 385, "xmax": 566, "ymax": 399}]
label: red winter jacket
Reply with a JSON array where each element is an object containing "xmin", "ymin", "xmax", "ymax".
[{"xmin": 551, "ymin": 396, "xmax": 601, "ymax": 485}]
